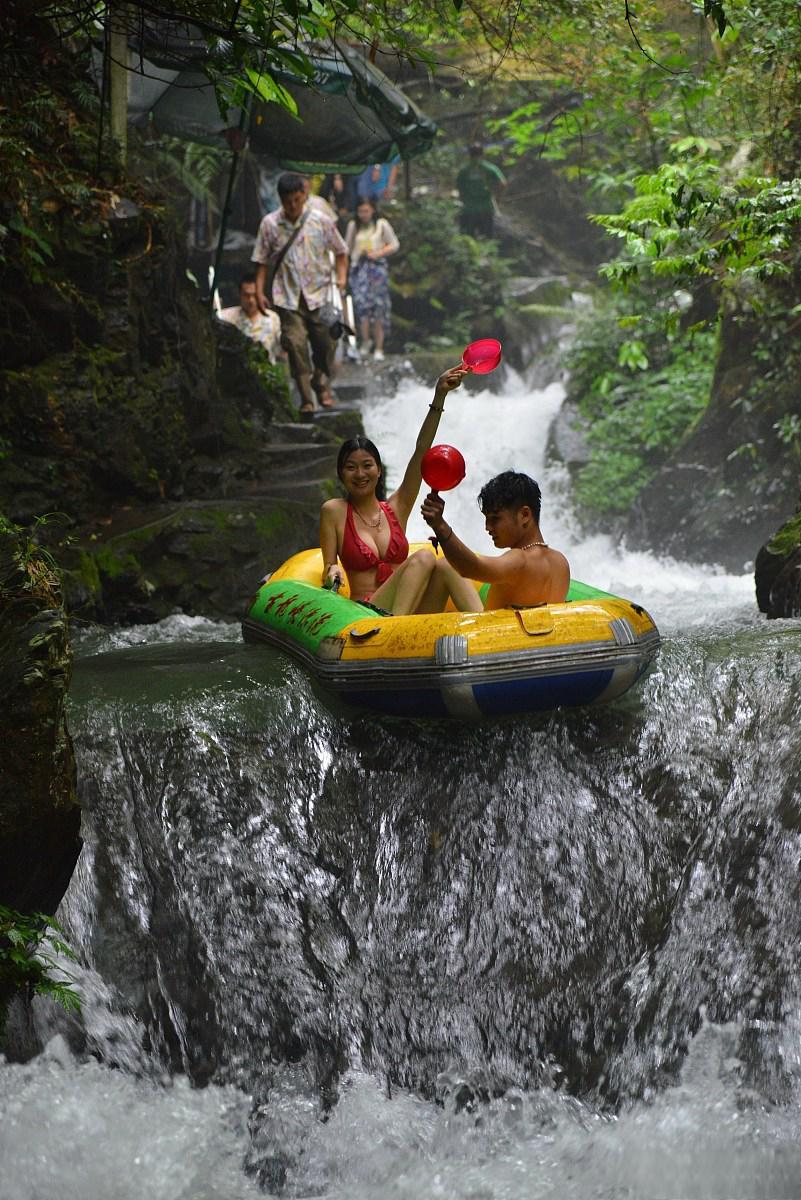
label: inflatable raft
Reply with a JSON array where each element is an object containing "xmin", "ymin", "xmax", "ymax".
[{"xmin": 242, "ymin": 547, "xmax": 661, "ymax": 719}]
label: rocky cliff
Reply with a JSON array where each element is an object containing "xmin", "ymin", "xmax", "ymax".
[
  {"xmin": 0, "ymin": 522, "xmax": 79, "ymax": 915},
  {"xmin": 0, "ymin": 188, "xmax": 359, "ymax": 623},
  {"xmin": 755, "ymin": 505, "xmax": 801, "ymax": 618},
  {"xmin": 632, "ymin": 310, "xmax": 801, "ymax": 571}
]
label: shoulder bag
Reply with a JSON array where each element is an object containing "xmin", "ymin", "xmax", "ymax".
[{"xmin": 266, "ymin": 211, "xmax": 308, "ymax": 307}]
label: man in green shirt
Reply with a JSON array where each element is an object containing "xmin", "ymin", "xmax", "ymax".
[{"xmin": 456, "ymin": 143, "xmax": 507, "ymax": 238}]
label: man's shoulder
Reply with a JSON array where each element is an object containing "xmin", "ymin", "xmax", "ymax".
[
  {"xmin": 252, "ymin": 309, "xmax": 280, "ymax": 328},
  {"xmin": 217, "ymin": 306, "xmax": 241, "ymax": 323},
  {"xmin": 545, "ymin": 545, "xmax": 570, "ymax": 569},
  {"xmin": 307, "ymin": 194, "xmax": 336, "ymax": 220},
  {"xmin": 483, "ymin": 160, "xmax": 505, "ymax": 180},
  {"xmin": 304, "ymin": 203, "xmax": 335, "ymax": 227},
  {"xmin": 257, "ymin": 208, "xmax": 283, "ymax": 236}
]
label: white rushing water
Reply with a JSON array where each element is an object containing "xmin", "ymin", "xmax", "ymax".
[
  {"xmin": 365, "ymin": 368, "xmax": 756, "ymax": 634},
  {"xmin": 3, "ymin": 994, "xmax": 801, "ymax": 1199},
  {"xmin": 2, "ymin": 368, "xmax": 786, "ymax": 1200}
]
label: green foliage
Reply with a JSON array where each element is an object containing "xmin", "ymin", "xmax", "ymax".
[
  {"xmin": 703, "ymin": 1, "xmax": 729, "ymax": 37},
  {"xmin": 0, "ymin": 514, "xmax": 66, "ymax": 602},
  {"xmin": 0, "ymin": 75, "xmax": 125, "ymax": 306},
  {"xmin": 388, "ymin": 198, "xmax": 511, "ymax": 348},
  {"xmin": 594, "ymin": 155, "xmax": 801, "ymax": 308},
  {"xmin": 774, "ymin": 412, "xmax": 801, "ymax": 454},
  {"xmin": 0, "ymin": 906, "xmax": 81, "ymax": 1027},
  {"xmin": 567, "ymin": 290, "xmax": 716, "ymax": 517},
  {"xmin": 487, "ymin": 1, "xmax": 801, "ymax": 217},
  {"xmin": 244, "ymin": 344, "xmax": 295, "ymax": 419},
  {"xmin": 486, "ymin": 3, "xmax": 725, "ymax": 209},
  {"xmin": 141, "ymin": 138, "xmax": 230, "ymax": 209}
]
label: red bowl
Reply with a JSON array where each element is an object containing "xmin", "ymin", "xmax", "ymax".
[
  {"xmin": 462, "ymin": 338, "xmax": 502, "ymax": 374},
  {"xmin": 421, "ymin": 444, "xmax": 466, "ymax": 491}
]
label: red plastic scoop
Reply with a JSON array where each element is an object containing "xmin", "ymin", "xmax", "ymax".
[
  {"xmin": 421, "ymin": 444, "xmax": 466, "ymax": 492},
  {"xmin": 462, "ymin": 338, "xmax": 502, "ymax": 374}
]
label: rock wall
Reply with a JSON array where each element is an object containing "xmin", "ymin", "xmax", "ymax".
[
  {"xmin": 0, "ymin": 189, "xmax": 361, "ymax": 623},
  {"xmin": 755, "ymin": 506, "xmax": 801, "ymax": 618},
  {"xmin": 0, "ymin": 523, "xmax": 79, "ymax": 915},
  {"xmin": 618, "ymin": 307, "xmax": 801, "ymax": 571},
  {"xmin": 0, "ymin": 198, "xmax": 287, "ymax": 529}
]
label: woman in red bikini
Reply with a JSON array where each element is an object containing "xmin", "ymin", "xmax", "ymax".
[{"xmin": 319, "ymin": 366, "xmax": 482, "ymax": 614}]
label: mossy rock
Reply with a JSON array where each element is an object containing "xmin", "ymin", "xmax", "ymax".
[
  {"xmin": 755, "ymin": 508, "xmax": 801, "ymax": 618},
  {"xmin": 0, "ymin": 519, "xmax": 80, "ymax": 915},
  {"xmin": 76, "ymin": 498, "xmax": 327, "ymax": 622}
]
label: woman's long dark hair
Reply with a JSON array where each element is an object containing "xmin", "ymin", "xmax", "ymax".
[{"xmin": 337, "ymin": 436, "xmax": 386, "ymax": 500}]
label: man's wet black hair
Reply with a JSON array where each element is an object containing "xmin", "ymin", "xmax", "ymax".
[
  {"xmin": 277, "ymin": 172, "xmax": 306, "ymax": 197},
  {"xmin": 239, "ymin": 273, "xmax": 256, "ymax": 287},
  {"xmin": 337, "ymin": 436, "xmax": 386, "ymax": 500},
  {"xmin": 477, "ymin": 471, "xmax": 541, "ymax": 523}
]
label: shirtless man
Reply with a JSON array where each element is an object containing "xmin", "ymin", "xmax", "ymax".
[{"xmin": 420, "ymin": 470, "xmax": 570, "ymax": 609}]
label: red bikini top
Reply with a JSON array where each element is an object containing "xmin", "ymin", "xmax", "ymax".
[{"xmin": 340, "ymin": 501, "xmax": 409, "ymax": 587}]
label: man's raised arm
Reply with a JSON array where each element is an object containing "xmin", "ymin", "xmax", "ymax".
[{"xmin": 420, "ymin": 491, "xmax": 516, "ymax": 584}]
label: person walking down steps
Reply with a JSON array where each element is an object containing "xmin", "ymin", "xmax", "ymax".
[
  {"xmin": 345, "ymin": 197, "xmax": 399, "ymax": 362},
  {"xmin": 252, "ymin": 172, "xmax": 349, "ymax": 414}
]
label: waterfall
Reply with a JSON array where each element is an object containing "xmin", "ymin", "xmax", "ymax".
[{"xmin": 2, "ymin": 370, "xmax": 801, "ymax": 1200}]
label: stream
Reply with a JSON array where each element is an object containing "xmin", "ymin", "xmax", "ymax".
[{"xmin": 2, "ymin": 369, "xmax": 801, "ymax": 1200}]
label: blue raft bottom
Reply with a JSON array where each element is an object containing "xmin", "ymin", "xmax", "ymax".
[{"xmin": 344, "ymin": 669, "xmax": 615, "ymax": 718}]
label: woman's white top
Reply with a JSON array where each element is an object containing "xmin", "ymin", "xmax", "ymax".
[{"xmin": 345, "ymin": 217, "xmax": 400, "ymax": 265}]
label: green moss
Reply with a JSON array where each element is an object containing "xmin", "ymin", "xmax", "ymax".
[
  {"xmin": 766, "ymin": 510, "xmax": 801, "ymax": 557},
  {"xmin": 208, "ymin": 509, "xmax": 232, "ymax": 532},
  {"xmin": 77, "ymin": 550, "xmax": 101, "ymax": 594},
  {"xmin": 93, "ymin": 543, "xmax": 142, "ymax": 580},
  {"xmin": 254, "ymin": 508, "xmax": 293, "ymax": 540}
]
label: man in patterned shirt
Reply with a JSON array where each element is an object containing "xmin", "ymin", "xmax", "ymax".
[
  {"xmin": 252, "ymin": 172, "xmax": 349, "ymax": 413},
  {"xmin": 218, "ymin": 275, "xmax": 282, "ymax": 362}
]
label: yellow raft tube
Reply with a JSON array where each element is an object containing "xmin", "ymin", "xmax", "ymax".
[{"xmin": 242, "ymin": 545, "xmax": 661, "ymax": 719}]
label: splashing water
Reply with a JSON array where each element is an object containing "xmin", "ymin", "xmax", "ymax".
[{"xmin": 3, "ymin": 370, "xmax": 800, "ymax": 1200}]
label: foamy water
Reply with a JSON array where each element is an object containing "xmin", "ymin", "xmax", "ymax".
[
  {"xmin": 2, "ymin": 368, "xmax": 784, "ymax": 1200},
  {"xmin": 3, "ymin": 1006, "xmax": 800, "ymax": 1200}
]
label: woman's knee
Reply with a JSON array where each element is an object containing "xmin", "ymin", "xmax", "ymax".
[
  {"xmin": 406, "ymin": 549, "xmax": 436, "ymax": 577},
  {"xmin": 433, "ymin": 556, "xmax": 458, "ymax": 580}
]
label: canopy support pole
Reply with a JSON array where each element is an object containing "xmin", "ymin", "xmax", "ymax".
[
  {"xmin": 109, "ymin": 3, "xmax": 129, "ymax": 169},
  {"xmin": 208, "ymin": 97, "xmax": 253, "ymax": 309}
]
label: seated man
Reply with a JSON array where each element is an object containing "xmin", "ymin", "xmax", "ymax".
[
  {"xmin": 218, "ymin": 275, "xmax": 282, "ymax": 363},
  {"xmin": 420, "ymin": 470, "xmax": 570, "ymax": 609}
]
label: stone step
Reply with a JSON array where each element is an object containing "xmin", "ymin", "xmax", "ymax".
[
  {"xmin": 248, "ymin": 477, "xmax": 337, "ymax": 503},
  {"xmin": 331, "ymin": 383, "xmax": 366, "ymax": 403},
  {"xmin": 269, "ymin": 421, "xmax": 331, "ymax": 444},
  {"xmin": 259, "ymin": 442, "xmax": 336, "ymax": 460}
]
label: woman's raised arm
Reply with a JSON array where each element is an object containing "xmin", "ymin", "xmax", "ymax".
[{"xmin": 389, "ymin": 365, "xmax": 468, "ymax": 524}]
